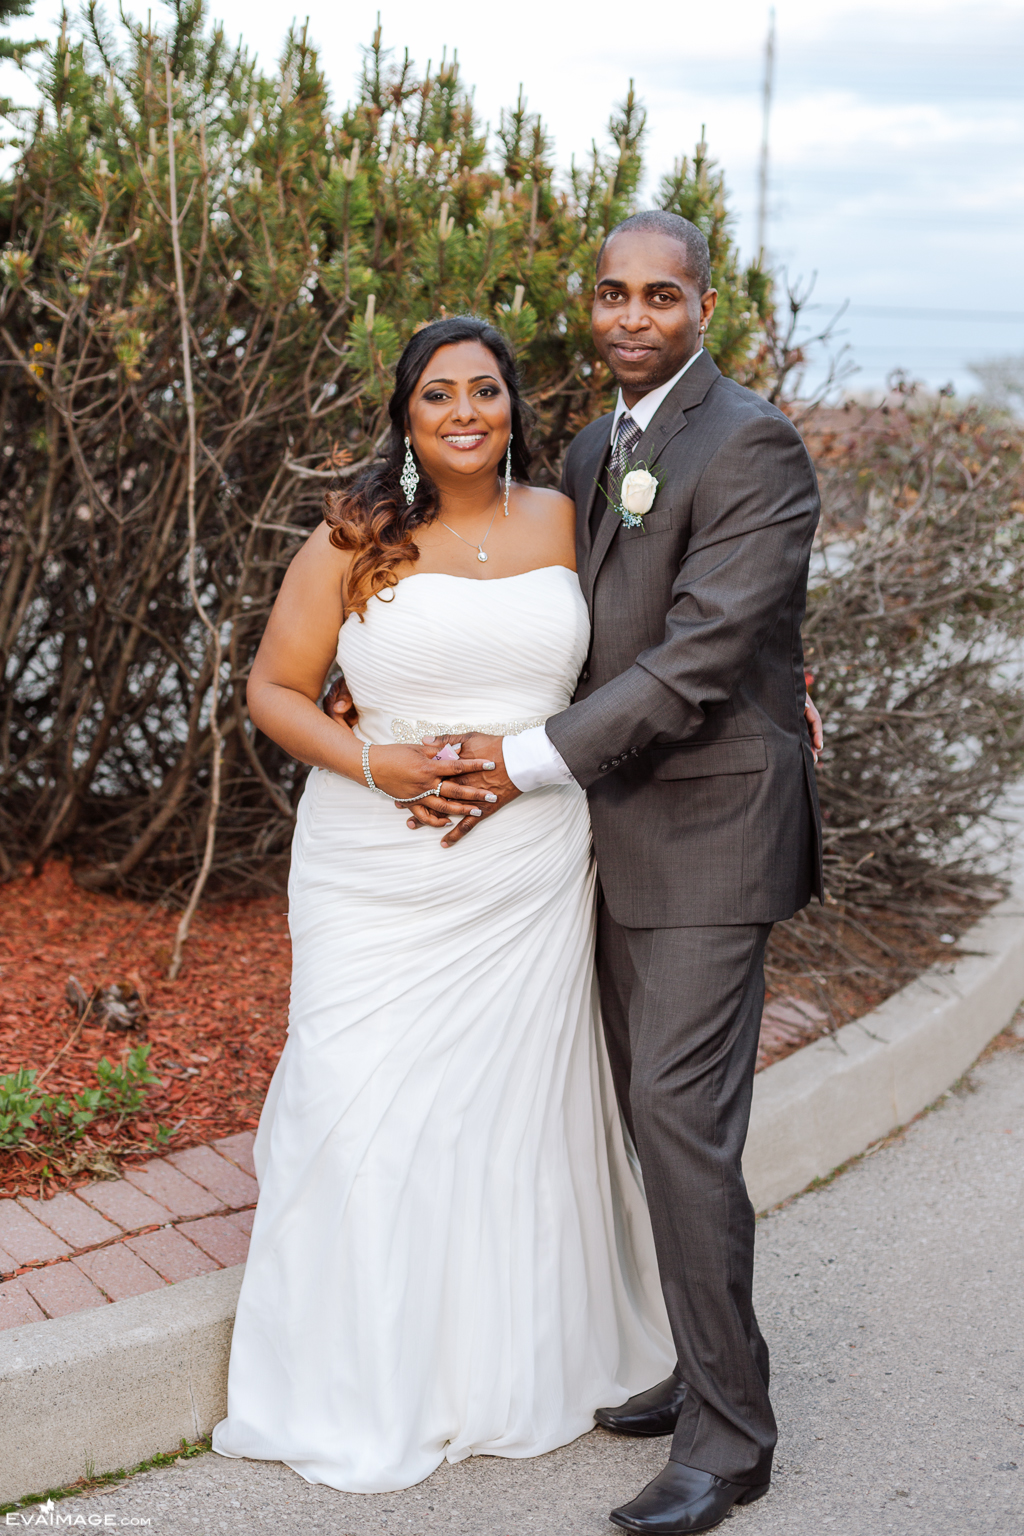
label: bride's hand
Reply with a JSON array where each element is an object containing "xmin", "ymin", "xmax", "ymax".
[
  {"xmin": 403, "ymin": 734, "xmax": 519, "ymax": 846},
  {"xmin": 366, "ymin": 742, "xmax": 500, "ymax": 815},
  {"xmin": 804, "ymin": 692, "xmax": 823, "ymax": 763}
]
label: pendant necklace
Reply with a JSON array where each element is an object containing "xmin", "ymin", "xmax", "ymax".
[{"xmin": 439, "ymin": 478, "xmax": 507, "ymax": 563}]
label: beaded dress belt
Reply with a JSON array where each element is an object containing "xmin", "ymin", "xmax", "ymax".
[{"xmin": 389, "ymin": 716, "xmax": 545, "ymax": 743}]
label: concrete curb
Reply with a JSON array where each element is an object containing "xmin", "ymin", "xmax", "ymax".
[
  {"xmin": 3, "ymin": 874, "xmax": 1024, "ymax": 1505},
  {"xmin": 743, "ymin": 869, "xmax": 1024, "ymax": 1211},
  {"xmin": 0, "ymin": 1265, "xmax": 242, "ymax": 1504}
]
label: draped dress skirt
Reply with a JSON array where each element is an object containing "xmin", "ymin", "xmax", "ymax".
[{"xmin": 212, "ymin": 566, "xmax": 673, "ymax": 1492}]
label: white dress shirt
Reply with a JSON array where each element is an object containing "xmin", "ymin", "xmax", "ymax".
[{"xmin": 503, "ymin": 349, "xmax": 705, "ymax": 793}]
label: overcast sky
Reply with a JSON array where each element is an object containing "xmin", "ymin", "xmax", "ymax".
[{"xmin": 4, "ymin": 0, "xmax": 1023, "ymax": 397}]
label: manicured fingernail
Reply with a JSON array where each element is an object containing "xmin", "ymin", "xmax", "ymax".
[
  {"xmin": 484, "ymin": 792, "xmax": 498, "ymax": 802},
  {"xmin": 470, "ymin": 808, "xmax": 483, "ymax": 817},
  {"xmin": 483, "ymin": 760, "xmax": 495, "ymax": 770}
]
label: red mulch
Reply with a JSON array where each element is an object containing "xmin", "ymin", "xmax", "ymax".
[
  {"xmin": 756, "ymin": 891, "xmax": 992, "ymax": 1073},
  {"xmin": 0, "ymin": 862, "xmax": 289, "ymax": 1201},
  {"xmin": 0, "ymin": 861, "xmax": 992, "ymax": 1202}
]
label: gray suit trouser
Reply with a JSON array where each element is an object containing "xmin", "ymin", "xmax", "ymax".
[{"xmin": 597, "ymin": 901, "xmax": 776, "ymax": 1486}]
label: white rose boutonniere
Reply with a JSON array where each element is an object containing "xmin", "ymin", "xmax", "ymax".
[
  {"xmin": 620, "ymin": 469, "xmax": 658, "ymax": 520},
  {"xmin": 604, "ymin": 461, "xmax": 664, "ymax": 529}
]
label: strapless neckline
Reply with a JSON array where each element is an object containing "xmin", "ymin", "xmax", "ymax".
[
  {"xmin": 335, "ymin": 558, "xmax": 590, "ymax": 747},
  {"xmin": 393, "ymin": 565, "xmax": 577, "ymax": 587}
]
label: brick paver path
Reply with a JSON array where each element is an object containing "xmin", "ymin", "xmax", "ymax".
[{"xmin": 0, "ymin": 1131, "xmax": 256, "ymax": 1328}]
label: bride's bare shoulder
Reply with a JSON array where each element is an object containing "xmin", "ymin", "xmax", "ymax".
[
  {"xmin": 516, "ymin": 484, "xmax": 576, "ymax": 525},
  {"xmin": 273, "ymin": 521, "xmax": 352, "ymax": 617},
  {"xmin": 513, "ymin": 484, "xmax": 576, "ymax": 567},
  {"xmin": 288, "ymin": 520, "xmax": 351, "ymax": 579}
]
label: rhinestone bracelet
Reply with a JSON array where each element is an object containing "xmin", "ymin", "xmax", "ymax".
[{"xmin": 361, "ymin": 740, "xmax": 391, "ymax": 797}]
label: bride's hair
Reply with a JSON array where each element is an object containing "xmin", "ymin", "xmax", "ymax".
[{"xmin": 324, "ymin": 316, "xmax": 533, "ymax": 618}]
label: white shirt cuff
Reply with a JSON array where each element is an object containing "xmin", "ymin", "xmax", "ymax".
[{"xmin": 502, "ymin": 725, "xmax": 575, "ymax": 793}]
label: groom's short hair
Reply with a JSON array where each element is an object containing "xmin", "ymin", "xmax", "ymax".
[{"xmin": 597, "ymin": 211, "xmax": 712, "ymax": 295}]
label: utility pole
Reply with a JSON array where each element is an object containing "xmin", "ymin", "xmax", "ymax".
[{"xmin": 756, "ymin": 6, "xmax": 775, "ymax": 262}]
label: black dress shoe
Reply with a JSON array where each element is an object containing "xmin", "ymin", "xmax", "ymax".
[
  {"xmin": 595, "ymin": 1376, "xmax": 688, "ymax": 1437},
  {"xmin": 610, "ymin": 1461, "xmax": 769, "ymax": 1535}
]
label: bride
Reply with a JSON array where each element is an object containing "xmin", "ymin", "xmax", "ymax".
[{"xmin": 211, "ymin": 315, "xmax": 676, "ymax": 1493}]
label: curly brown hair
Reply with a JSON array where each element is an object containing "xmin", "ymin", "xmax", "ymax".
[{"xmin": 324, "ymin": 316, "xmax": 532, "ymax": 618}]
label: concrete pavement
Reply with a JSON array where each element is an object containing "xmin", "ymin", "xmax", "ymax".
[{"xmin": 41, "ymin": 1020, "xmax": 1023, "ymax": 1535}]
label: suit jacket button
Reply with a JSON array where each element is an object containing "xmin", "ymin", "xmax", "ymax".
[{"xmin": 580, "ymin": 668, "xmax": 590, "ymax": 682}]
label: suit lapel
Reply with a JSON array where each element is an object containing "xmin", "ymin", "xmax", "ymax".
[
  {"xmin": 585, "ymin": 493, "xmax": 623, "ymax": 609},
  {"xmin": 585, "ymin": 351, "xmax": 722, "ymax": 605},
  {"xmin": 577, "ymin": 418, "xmax": 614, "ymax": 569}
]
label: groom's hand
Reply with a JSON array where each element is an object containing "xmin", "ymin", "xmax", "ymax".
[
  {"xmin": 322, "ymin": 675, "xmax": 358, "ymax": 728},
  {"xmin": 402, "ymin": 733, "xmax": 520, "ymax": 847}
]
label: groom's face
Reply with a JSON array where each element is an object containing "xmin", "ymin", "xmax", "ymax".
[{"xmin": 591, "ymin": 231, "xmax": 716, "ymax": 404}]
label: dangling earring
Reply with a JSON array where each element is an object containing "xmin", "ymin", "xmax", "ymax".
[
  {"xmin": 503, "ymin": 436, "xmax": 513, "ymax": 516},
  {"xmin": 400, "ymin": 436, "xmax": 420, "ymax": 506}
]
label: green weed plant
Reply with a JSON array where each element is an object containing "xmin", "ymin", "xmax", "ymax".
[{"xmin": 0, "ymin": 1044, "xmax": 160, "ymax": 1151}]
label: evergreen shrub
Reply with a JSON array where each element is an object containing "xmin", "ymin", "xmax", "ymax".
[{"xmin": 0, "ymin": 2, "xmax": 773, "ymax": 896}]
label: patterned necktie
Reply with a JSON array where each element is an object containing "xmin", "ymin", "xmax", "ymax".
[{"xmin": 609, "ymin": 411, "xmax": 642, "ymax": 483}]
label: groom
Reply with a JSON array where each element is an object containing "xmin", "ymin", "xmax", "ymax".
[{"xmin": 424, "ymin": 212, "xmax": 821, "ymax": 1533}]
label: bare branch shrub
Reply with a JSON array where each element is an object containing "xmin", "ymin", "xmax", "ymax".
[
  {"xmin": 806, "ymin": 390, "xmax": 1024, "ymax": 904},
  {"xmin": 763, "ymin": 388, "xmax": 1024, "ymax": 1022}
]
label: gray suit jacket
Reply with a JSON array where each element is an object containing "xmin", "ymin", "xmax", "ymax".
[{"xmin": 546, "ymin": 349, "xmax": 824, "ymax": 928}]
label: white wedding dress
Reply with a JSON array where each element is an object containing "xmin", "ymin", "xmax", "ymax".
[{"xmin": 212, "ymin": 565, "xmax": 672, "ymax": 1493}]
